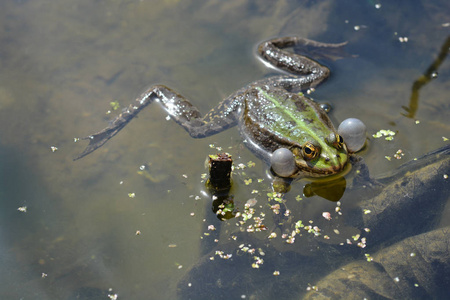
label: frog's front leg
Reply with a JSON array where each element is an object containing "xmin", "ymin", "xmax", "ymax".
[
  {"xmin": 257, "ymin": 37, "xmax": 347, "ymax": 89},
  {"xmin": 74, "ymin": 85, "xmax": 239, "ymax": 160}
]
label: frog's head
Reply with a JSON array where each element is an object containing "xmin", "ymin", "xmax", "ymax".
[
  {"xmin": 292, "ymin": 133, "xmax": 349, "ymax": 177},
  {"xmin": 271, "ymin": 133, "xmax": 349, "ymax": 178}
]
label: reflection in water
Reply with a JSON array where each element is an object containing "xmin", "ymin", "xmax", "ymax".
[
  {"xmin": 403, "ymin": 36, "xmax": 450, "ymax": 118},
  {"xmin": 303, "ymin": 176, "xmax": 346, "ymax": 202}
]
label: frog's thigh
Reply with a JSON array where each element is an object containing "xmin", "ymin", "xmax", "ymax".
[
  {"xmin": 251, "ymin": 76, "xmax": 315, "ymax": 92},
  {"xmin": 154, "ymin": 85, "xmax": 238, "ymax": 138}
]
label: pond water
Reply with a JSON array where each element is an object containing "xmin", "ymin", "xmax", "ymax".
[{"xmin": 0, "ymin": 0, "xmax": 449, "ymax": 299}]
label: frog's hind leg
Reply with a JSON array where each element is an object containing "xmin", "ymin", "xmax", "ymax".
[
  {"xmin": 74, "ymin": 86, "xmax": 160, "ymax": 160},
  {"xmin": 74, "ymin": 85, "xmax": 239, "ymax": 160},
  {"xmin": 154, "ymin": 85, "xmax": 240, "ymax": 139},
  {"xmin": 257, "ymin": 37, "xmax": 347, "ymax": 89}
]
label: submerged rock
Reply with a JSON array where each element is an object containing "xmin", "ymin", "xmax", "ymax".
[
  {"xmin": 177, "ymin": 145, "xmax": 449, "ymax": 299},
  {"xmin": 304, "ymin": 227, "xmax": 450, "ymax": 299}
]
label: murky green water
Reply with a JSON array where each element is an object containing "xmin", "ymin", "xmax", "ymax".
[{"xmin": 0, "ymin": 0, "xmax": 448, "ymax": 299}]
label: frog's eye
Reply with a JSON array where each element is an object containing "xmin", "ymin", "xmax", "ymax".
[
  {"xmin": 302, "ymin": 142, "xmax": 320, "ymax": 160},
  {"xmin": 336, "ymin": 134, "xmax": 344, "ymax": 148},
  {"xmin": 326, "ymin": 133, "xmax": 345, "ymax": 149}
]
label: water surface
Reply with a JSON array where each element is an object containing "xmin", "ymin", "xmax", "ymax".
[{"xmin": 0, "ymin": 0, "xmax": 448, "ymax": 299}]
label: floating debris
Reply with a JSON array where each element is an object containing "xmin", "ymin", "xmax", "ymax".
[
  {"xmin": 306, "ymin": 285, "xmax": 318, "ymax": 292},
  {"xmin": 267, "ymin": 192, "xmax": 283, "ymax": 203},
  {"xmin": 110, "ymin": 101, "xmax": 120, "ymax": 111},
  {"xmin": 270, "ymin": 204, "xmax": 280, "ymax": 214},
  {"xmin": 305, "ymin": 225, "xmax": 321, "ymax": 236},
  {"xmin": 372, "ymin": 129, "xmax": 396, "ymax": 141},
  {"xmin": 285, "ymin": 236, "xmax": 295, "ymax": 244},
  {"xmin": 394, "ymin": 149, "xmax": 405, "ymax": 160},
  {"xmin": 295, "ymin": 220, "xmax": 305, "ymax": 230},
  {"xmin": 322, "ymin": 212, "xmax": 332, "ymax": 220},
  {"xmin": 268, "ymin": 232, "xmax": 277, "ymax": 239},
  {"xmin": 17, "ymin": 206, "xmax": 27, "ymax": 213},
  {"xmin": 107, "ymin": 293, "xmax": 118, "ymax": 300},
  {"xmin": 365, "ymin": 253, "xmax": 374, "ymax": 262},
  {"xmin": 357, "ymin": 237, "xmax": 367, "ymax": 248},
  {"xmin": 215, "ymin": 250, "xmax": 232, "ymax": 260},
  {"xmin": 237, "ymin": 163, "xmax": 246, "ymax": 170},
  {"xmin": 247, "ymin": 161, "xmax": 256, "ymax": 168},
  {"xmin": 251, "ymin": 256, "xmax": 264, "ymax": 268}
]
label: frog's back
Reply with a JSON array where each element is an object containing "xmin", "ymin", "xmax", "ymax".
[{"xmin": 239, "ymin": 86, "xmax": 337, "ymax": 161}]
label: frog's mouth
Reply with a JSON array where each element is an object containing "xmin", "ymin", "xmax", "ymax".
[{"xmin": 293, "ymin": 154, "xmax": 348, "ymax": 178}]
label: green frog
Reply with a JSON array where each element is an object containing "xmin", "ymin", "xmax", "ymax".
[{"xmin": 75, "ymin": 37, "xmax": 349, "ymax": 178}]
